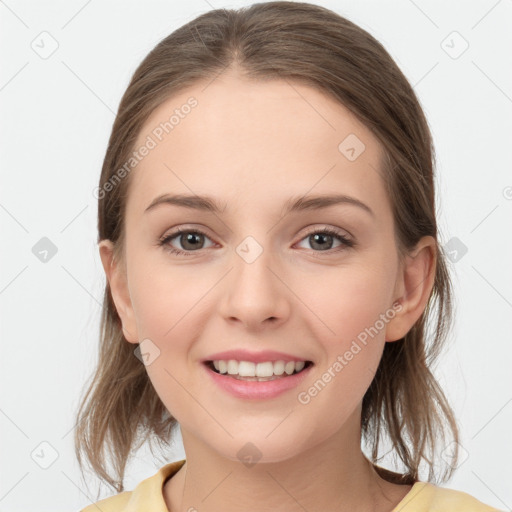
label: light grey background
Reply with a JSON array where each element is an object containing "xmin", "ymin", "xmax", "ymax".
[{"xmin": 0, "ymin": 0, "xmax": 511, "ymax": 510}]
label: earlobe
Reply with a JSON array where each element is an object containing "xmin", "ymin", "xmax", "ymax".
[
  {"xmin": 98, "ymin": 239, "xmax": 139, "ymax": 344},
  {"xmin": 385, "ymin": 236, "xmax": 437, "ymax": 342}
]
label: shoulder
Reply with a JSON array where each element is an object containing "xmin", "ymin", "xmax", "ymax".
[
  {"xmin": 79, "ymin": 491, "xmax": 132, "ymax": 512},
  {"xmin": 400, "ymin": 481, "xmax": 504, "ymax": 512},
  {"xmin": 78, "ymin": 459, "xmax": 186, "ymax": 512}
]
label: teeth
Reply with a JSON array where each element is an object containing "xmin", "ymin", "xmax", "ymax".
[
  {"xmin": 212, "ymin": 359, "xmax": 307, "ymax": 377},
  {"xmin": 294, "ymin": 361, "xmax": 305, "ymax": 373}
]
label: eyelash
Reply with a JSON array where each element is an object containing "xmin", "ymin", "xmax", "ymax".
[{"xmin": 157, "ymin": 227, "xmax": 355, "ymax": 257}]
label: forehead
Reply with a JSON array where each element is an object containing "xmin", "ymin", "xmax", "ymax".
[{"xmin": 127, "ymin": 70, "xmax": 388, "ymax": 219}]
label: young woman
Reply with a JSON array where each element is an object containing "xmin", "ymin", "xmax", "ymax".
[{"xmin": 75, "ymin": 2, "xmax": 502, "ymax": 511}]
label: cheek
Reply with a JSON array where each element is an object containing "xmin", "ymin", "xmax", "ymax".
[
  {"xmin": 126, "ymin": 256, "xmax": 215, "ymax": 418},
  {"xmin": 128, "ymin": 249, "xmax": 211, "ymax": 340},
  {"xmin": 126, "ymin": 241, "xmax": 396, "ymax": 431},
  {"xmin": 295, "ymin": 263, "xmax": 393, "ymax": 403},
  {"xmin": 303, "ymin": 260, "xmax": 394, "ymax": 345}
]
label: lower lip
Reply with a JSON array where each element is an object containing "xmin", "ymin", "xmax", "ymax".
[{"xmin": 202, "ymin": 362, "xmax": 313, "ymax": 400}]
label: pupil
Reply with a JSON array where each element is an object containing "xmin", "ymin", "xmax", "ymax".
[
  {"xmin": 182, "ymin": 232, "xmax": 203, "ymax": 250},
  {"xmin": 311, "ymin": 233, "xmax": 332, "ymax": 251}
]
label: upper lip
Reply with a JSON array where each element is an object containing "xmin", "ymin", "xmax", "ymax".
[{"xmin": 201, "ymin": 349, "xmax": 312, "ymax": 364}]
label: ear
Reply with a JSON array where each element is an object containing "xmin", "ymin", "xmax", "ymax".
[
  {"xmin": 385, "ymin": 236, "xmax": 437, "ymax": 342},
  {"xmin": 98, "ymin": 239, "xmax": 139, "ymax": 344}
]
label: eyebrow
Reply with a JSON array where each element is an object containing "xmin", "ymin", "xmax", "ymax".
[{"xmin": 144, "ymin": 193, "xmax": 374, "ymax": 217}]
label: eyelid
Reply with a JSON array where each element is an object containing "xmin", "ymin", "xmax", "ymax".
[
  {"xmin": 160, "ymin": 226, "xmax": 218, "ymax": 247},
  {"xmin": 294, "ymin": 225, "xmax": 355, "ymax": 252},
  {"xmin": 160, "ymin": 224, "xmax": 352, "ymax": 243},
  {"xmin": 159, "ymin": 223, "xmax": 355, "ymax": 256},
  {"xmin": 160, "ymin": 224, "xmax": 216, "ymax": 241},
  {"xmin": 300, "ymin": 224, "xmax": 352, "ymax": 240}
]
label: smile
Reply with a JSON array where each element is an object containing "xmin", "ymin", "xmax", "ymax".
[
  {"xmin": 207, "ymin": 359, "xmax": 313, "ymax": 379},
  {"xmin": 202, "ymin": 360, "xmax": 314, "ymax": 399}
]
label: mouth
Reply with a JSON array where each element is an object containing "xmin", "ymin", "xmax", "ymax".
[{"xmin": 203, "ymin": 360, "xmax": 314, "ymax": 381}]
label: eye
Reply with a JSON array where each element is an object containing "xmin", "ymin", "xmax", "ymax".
[
  {"xmin": 295, "ymin": 227, "xmax": 354, "ymax": 253},
  {"xmin": 158, "ymin": 228, "xmax": 216, "ymax": 257},
  {"xmin": 158, "ymin": 226, "xmax": 355, "ymax": 257}
]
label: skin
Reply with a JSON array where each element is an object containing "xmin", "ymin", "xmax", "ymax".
[{"xmin": 99, "ymin": 67, "xmax": 436, "ymax": 512}]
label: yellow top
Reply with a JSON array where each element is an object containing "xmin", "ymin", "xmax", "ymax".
[{"xmin": 80, "ymin": 459, "xmax": 503, "ymax": 512}]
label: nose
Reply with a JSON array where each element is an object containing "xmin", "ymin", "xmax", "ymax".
[{"xmin": 218, "ymin": 241, "xmax": 291, "ymax": 331}]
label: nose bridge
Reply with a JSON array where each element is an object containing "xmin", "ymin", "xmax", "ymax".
[{"xmin": 220, "ymin": 233, "xmax": 289, "ymax": 326}]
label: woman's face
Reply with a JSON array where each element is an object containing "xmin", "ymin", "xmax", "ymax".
[{"xmin": 101, "ymin": 69, "xmax": 413, "ymax": 463}]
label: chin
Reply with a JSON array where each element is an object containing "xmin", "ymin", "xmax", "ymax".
[{"xmin": 211, "ymin": 436, "xmax": 308, "ymax": 466}]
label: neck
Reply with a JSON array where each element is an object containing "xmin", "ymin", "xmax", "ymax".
[{"xmin": 163, "ymin": 413, "xmax": 411, "ymax": 512}]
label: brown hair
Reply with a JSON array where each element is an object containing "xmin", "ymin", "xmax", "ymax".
[{"xmin": 74, "ymin": 0, "xmax": 459, "ymax": 494}]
